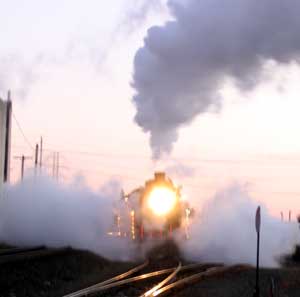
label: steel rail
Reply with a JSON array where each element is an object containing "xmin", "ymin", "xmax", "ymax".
[
  {"xmin": 82, "ymin": 263, "xmax": 218, "ymax": 295},
  {"xmin": 63, "ymin": 262, "xmax": 221, "ymax": 297},
  {"xmin": 151, "ymin": 265, "xmax": 235, "ymax": 296},
  {"xmin": 63, "ymin": 260, "xmax": 149, "ymax": 297},
  {"xmin": 140, "ymin": 262, "xmax": 182, "ymax": 297},
  {"xmin": 0, "ymin": 247, "xmax": 67, "ymax": 264},
  {"xmin": 0, "ymin": 246, "xmax": 45, "ymax": 256}
]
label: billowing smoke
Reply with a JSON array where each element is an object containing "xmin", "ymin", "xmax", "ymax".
[
  {"xmin": 181, "ymin": 184, "xmax": 300, "ymax": 267},
  {"xmin": 132, "ymin": 0, "xmax": 300, "ymax": 158},
  {"xmin": 0, "ymin": 175, "xmax": 134, "ymax": 261}
]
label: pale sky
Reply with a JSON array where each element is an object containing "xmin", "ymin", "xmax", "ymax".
[{"xmin": 1, "ymin": 0, "xmax": 300, "ymax": 217}]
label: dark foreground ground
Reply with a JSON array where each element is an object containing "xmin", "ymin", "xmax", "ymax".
[{"xmin": 0, "ymin": 242, "xmax": 300, "ymax": 297}]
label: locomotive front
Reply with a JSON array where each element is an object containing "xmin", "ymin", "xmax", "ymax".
[
  {"xmin": 139, "ymin": 172, "xmax": 183, "ymax": 237},
  {"xmin": 110, "ymin": 172, "xmax": 192, "ymax": 241}
]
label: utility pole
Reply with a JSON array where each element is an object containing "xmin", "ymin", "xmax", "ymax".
[
  {"xmin": 51, "ymin": 152, "xmax": 60, "ymax": 180},
  {"xmin": 14, "ymin": 155, "xmax": 32, "ymax": 180},
  {"xmin": 34, "ymin": 144, "xmax": 39, "ymax": 176},
  {"xmin": 4, "ymin": 90, "xmax": 12, "ymax": 183},
  {"xmin": 289, "ymin": 210, "xmax": 292, "ymax": 222},
  {"xmin": 52, "ymin": 152, "xmax": 56, "ymax": 178},
  {"xmin": 253, "ymin": 206, "xmax": 261, "ymax": 297},
  {"xmin": 56, "ymin": 152, "xmax": 59, "ymax": 181}
]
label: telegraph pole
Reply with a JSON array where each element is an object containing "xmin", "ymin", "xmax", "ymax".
[
  {"xmin": 52, "ymin": 152, "xmax": 56, "ymax": 178},
  {"xmin": 14, "ymin": 155, "xmax": 32, "ymax": 180},
  {"xmin": 56, "ymin": 152, "xmax": 59, "ymax": 181},
  {"xmin": 34, "ymin": 144, "xmax": 39, "ymax": 176},
  {"xmin": 253, "ymin": 206, "xmax": 261, "ymax": 297},
  {"xmin": 4, "ymin": 90, "xmax": 12, "ymax": 183},
  {"xmin": 51, "ymin": 152, "xmax": 60, "ymax": 180}
]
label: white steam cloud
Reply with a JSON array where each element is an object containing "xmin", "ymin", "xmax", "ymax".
[
  {"xmin": 1, "ymin": 176, "xmax": 298, "ymax": 266},
  {"xmin": 182, "ymin": 184, "xmax": 300, "ymax": 267},
  {"xmin": 0, "ymin": 175, "xmax": 133, "ymax": 261},
  {"xmin": 132, "ymin": 0, "xmax": 300, "ymax": 158}
]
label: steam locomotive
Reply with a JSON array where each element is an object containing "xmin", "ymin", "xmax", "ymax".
[{"xmin": 109, "ymin": 172, "xmax": 192, "ymax": 241}]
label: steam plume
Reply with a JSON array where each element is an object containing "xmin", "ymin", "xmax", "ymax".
[
  {"xmin": 132, "ymin": 0, "xmax": 300, "ymax": 158},
  {"xmin": 182, "ymin": 184, "xmax": 300, "ymax": 267}
]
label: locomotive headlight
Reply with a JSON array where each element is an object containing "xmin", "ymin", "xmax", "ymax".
[{"xmin": 147, "ymin": 187, "xmax": 177, "ymax": 216}]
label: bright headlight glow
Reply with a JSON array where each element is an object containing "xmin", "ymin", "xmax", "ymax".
[{"xmin": 147, "ymin": 187, "xmax": 177, "ymax": 216}]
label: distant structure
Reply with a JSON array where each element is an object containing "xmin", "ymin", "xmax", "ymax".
[{"xmin": 0, "ymin": 91, "xmax": 12, "ymax": 186}]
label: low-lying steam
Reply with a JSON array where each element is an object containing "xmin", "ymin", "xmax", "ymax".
[
  {"xmin": 0, "ymin": 175, "xmax": 133, "ymax": 261},
  {"xmin": 132, "ymin": 0, "xmax": 300, "ymax": 158},
  {"xmin": 0, "ymin": 176, "xmax": 298, "ymax": 266},
  {"xmin": 182, "ymin": 184, "xmax": 300, "ymax": 267}
]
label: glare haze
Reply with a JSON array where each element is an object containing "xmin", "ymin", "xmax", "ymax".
[{"xmin": 1, "ymin": 0, "xmax": 300, "ymax": 217}]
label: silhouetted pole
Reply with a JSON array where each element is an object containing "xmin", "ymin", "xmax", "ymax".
[
  {"xmin": 4, "ymin": 90, "xmax": 12, "ymax": 183},
  {"xmin": 52, "ymin": 152, "xmax": 56, "ymax": 178},
  {"xmin": 21, "ymin": 156, "xmax": 24, "ymax": 180},
  {"xmin": 34, "ymin": 144, "xmax": 39, "ymax": 176},
  {"xmin": 14, "ymin": 155, "xmax": 32, "ymax": 180},
  {"xmin": 280, "ymin": 211, "xmax": 284, "ymax": 221},
  {"xmin": 253, "ymin": 206, "xmax": 261, "ymax": 297},
  {"xmin": 289, "ymin": 210, "xmax": 292, "ymax": 222},
  {"xmin": 56, "ymin": 152, "xmax": 59, "ymax": 181}
]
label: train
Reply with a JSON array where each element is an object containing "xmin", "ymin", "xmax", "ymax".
[{"xmin": 109, "ymin": 172, "xmax": 193, "ymax": 241}]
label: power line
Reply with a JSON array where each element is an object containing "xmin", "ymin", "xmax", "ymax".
[
  {"xmin": 11, "ymin": 145, "xmax": 300, "ymax": 187},
  {"xmin": 12, "ymin": 145, "xmax": 300, "ymax": 174},
  {"xmin": 12, "ymin": 112, "xmax": 34, "ymax": 150},
  {"xmin": 51, "ymin": 164, "xmax": 300, "ymax": 194},
  {"xmin": 10, "ymin": 149, "xmax": 300, "ymax": 197},
  {"xmin": 38, "ymin": 145, "xmax": 300, "ymax": 165}
]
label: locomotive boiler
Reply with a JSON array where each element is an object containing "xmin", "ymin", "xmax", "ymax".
[{"xmin": 110, "ymin": 172, "xmax": 192, "ymax": 241}]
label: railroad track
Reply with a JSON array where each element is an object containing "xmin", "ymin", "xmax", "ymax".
[
  {"xmin": 0, "ymin": 246, "xmax": 68, "ymax": 264},
  {"xmin": 141, "ymin": 265, "xmax": 234, "ymax": 297},
  {"xmin": 63, "ymin": 261, "xmax": 228, "ymax": 297},
  {"xmin": 0, "ymin": 245, "xmax": 45, "ymax": 256}
]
